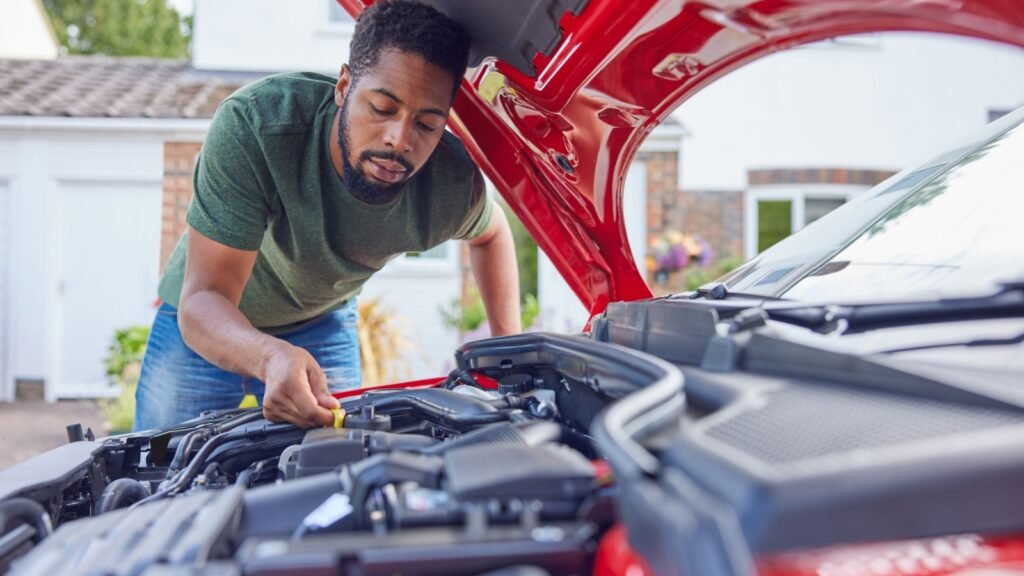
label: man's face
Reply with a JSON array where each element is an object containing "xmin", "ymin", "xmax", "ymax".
[{"xmin": 332, "ymin": 48, "xmax": 456, "ymax": 201}]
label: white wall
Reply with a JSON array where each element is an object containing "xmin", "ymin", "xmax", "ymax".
[
  {"xmin": 193, "ymin": 0, "xmax": 352, "ymax": 74},
  {"xmin": 677, "ymin": 33, "xmax": 1024, "ymax": 192},
  {"xmin": 361, "ymin": 249, "xmax": 462, "ymax": 380},
  {"xmin": 0, "ymin": 120, "xmax": 196, "ymax": 400},
  {"xmin": 0, "ymin": 0, "xmax": 58, "ymax": 60},
  {"xmin": 0, "ymin": 179, "xmax": 11, "ymax": 401}
]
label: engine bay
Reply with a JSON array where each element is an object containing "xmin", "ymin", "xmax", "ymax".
[{"xmin": 1, "ymin": 333, "xmax": 680, "ymax": 576}]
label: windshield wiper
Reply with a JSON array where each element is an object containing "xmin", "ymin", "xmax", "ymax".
[
  {"xmin": 762, "ymin": 282, "xmax": 1024, "ymax": 334},
  {"xmin": 686, "ymin": 282, "xmax": 781, "ymax": 302},
  {"xmin": 883, "ymin": 331, "xmax": 1024, "ymax": 354}
]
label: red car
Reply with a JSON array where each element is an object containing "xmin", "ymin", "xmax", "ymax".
[{"xmin": 2, "ymin": 1, "xmax": 1024, "ymax": 575}]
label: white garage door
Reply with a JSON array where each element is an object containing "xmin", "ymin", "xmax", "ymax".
[
  {"xmin": 52, "ymin": 181, "xmax": 162, "ymax": 398},
  {"xmin": 0, "ymin": 181, "xmax": 10, "ymax": 401}
]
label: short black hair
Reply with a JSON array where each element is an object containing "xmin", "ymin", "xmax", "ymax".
[{"xmin": 348, "ymin": 0, "xmax": 471, "ymax": 99}]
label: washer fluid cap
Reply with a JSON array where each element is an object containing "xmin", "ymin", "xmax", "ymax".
[{"xmin": 498, "ymin": 373, "xmax": 535, "ymax": 395}]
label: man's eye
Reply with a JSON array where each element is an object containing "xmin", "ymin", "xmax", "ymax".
[
  {"xmin": 369, "ymin": 104, "xmax": 394, "ymax": 116},
  {"xmin": 418, "ymin": 122, "xmax": 438, "ymax": 132}
]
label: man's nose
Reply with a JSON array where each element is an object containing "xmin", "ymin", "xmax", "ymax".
[{"xmin": 383, "ymin": 119, "xmax": 413, "ymax": 152}]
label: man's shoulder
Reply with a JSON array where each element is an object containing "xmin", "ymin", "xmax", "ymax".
[{"xmin": 222, "ymin": 72, "xmax": 336, "ymax": 134}]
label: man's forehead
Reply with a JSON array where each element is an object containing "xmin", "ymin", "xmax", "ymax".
[{"xmin": 357, "ymin": 48, "xmax": 455, "ymax": 112}]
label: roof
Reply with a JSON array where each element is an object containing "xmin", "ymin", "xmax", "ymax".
[{"xmin": 0, "ymin": 56, "xmax": 267, "ymax": 119}]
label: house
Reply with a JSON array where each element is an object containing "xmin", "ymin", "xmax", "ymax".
[
  {"xmin": 0, "ymin": 0, "xmax": 683, "ymax": 400},
  {"xmin": 539, "ymin": 32, "xmax": 1024, "ymax": 330},
  {"xmin": 677, "ymin": 33, "xmax": 1024, "ymax": 262},
  {"xmin": 0, "ymin": 57, "xmax": 263, "ymax": 401}
]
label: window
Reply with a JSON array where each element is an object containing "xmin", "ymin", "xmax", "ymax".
[
  {"xmin": 745, "ymin": 188, "xmax": 862, "ymax": 258},
  {"xmin": 757, "ymin": 200, "xmax": 792, "ymax": 252},
  {"xmin": 805, "ymin": 197, "xmax": 846, "ymax": 225},
  {"xmin": 405, "ymin": 243, "xmax": 449, "ymax": 260}
]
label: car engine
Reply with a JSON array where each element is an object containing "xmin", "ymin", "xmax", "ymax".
[{"xmin": 0, "ymin": 333, "xmax": 681, "ymax": 576}]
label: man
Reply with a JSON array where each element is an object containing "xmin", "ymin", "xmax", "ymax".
[{"xmin": 134, "ymin": 0, "xmax": 520, "ymax": 431}]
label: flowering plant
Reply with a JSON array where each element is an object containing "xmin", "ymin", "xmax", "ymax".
[{"xmin": 646, "ymin": 231, "xmax": 713, "ymax": 284}]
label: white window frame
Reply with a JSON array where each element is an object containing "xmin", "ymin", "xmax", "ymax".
[
  {"xmin": 744, "ymin": 184, "xmax": 870, "ymax": 259},
  {"xmin": 368, "ymin": 240, "xmax": 461, "ymax": 280}
]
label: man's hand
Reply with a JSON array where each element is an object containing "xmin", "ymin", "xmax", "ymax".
[
  {"xmin": 260, "ymin": 341, "xmax": 340, "ymax": 428},
  {"xmin": 179, "ymin": 227, "xmax": 340, "ymax": 429}
]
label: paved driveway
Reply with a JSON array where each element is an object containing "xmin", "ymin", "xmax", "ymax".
[{"xmin": 0, "ymin": 401, "xmax": 106, "ymax": 470}]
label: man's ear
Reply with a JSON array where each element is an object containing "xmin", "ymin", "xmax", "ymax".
[{"xmin": 335, "ymin": 64, "xmax": 352, "ymax": 107}]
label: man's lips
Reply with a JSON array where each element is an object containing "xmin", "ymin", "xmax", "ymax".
[{"xmin": 365, "ymin": 158, "xmax": 408, "ymax": 184}]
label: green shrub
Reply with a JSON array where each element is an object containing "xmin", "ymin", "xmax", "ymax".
[
  {"xmin": 440, "ymin": 288, "xmax": 541, "ymax": 334},
  {"xmin": 683, "ymin": 256, "xmax": 744, "ymax": 292},
  {"xmin": 101, "ymin": 325, "xmax": 150, "ymax": 433}
]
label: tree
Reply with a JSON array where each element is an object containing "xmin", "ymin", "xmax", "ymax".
[{"xmin": 42, "ymin": 0, "xmax": 192, "ymax": 59}]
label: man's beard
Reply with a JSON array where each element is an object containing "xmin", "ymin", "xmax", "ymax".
[{"xmin": 337, "ymin": 102, "xmax": 415, "ymax": 205}]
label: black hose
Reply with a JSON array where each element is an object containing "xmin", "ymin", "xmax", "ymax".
[
  {"xmin": 235, "ymin": 457, "xmax": 276, "ymax": 488},
  {"xmin": 343, "ymin": 453, "xmax": 443, "ymax": 531},
  {"xmin": 166, "ymin": 410, "xmax": 263, "ymax": 478},
  {"xmin": 0, "ymin": 498, "xmax": 52, "ymax": 543},
  {"xmin": 95, "ymin": 478, "xmax": 151, "ymax": 514},
  {"xmin": 361, "ymin": 394, "xmax": 514, "ymax": 431},
  {"xmin": 135, "ymin": 422, "xmax": 297, "ymax": 507},
  {"xmin": 166, "ymin": 428, "xmax": 208, "ymax": 477},
  {"xmin": 417, "ymin": 421, "xmax": 562, "ymax": 456}
]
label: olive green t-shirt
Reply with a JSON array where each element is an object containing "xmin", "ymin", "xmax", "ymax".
[{"xmin": 158, "ymin": 72, "xmax": 492, "ymax": 332}]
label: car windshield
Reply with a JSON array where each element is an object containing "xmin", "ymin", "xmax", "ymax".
[{"xmin": 718, "ymin": 107, "xmax": 1024, "ymax": 301}]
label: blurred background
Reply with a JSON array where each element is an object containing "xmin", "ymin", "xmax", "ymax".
[{"xmin": 0, "ymin": 0, "xmax": 1022, "ymax": 459}]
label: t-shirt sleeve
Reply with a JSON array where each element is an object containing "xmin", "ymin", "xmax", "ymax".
[
  {"xmin": 186, "ymin": 97, "xmax": 271, "ymax": 251},
  {"xmin": 452, "ymin": 167, "xmax": 494, "ymax": 241}
]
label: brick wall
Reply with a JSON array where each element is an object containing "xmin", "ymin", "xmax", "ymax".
[
  {"xmin": 638, "ymin": 150, "xmax": 744, "ymax": 292},
  {"xmin": 749, "ymin": 167, "xmax": 895, "ymax": 186},
  {"xmin": 161, "ymin": 142, "xmax": 202, "ymax": 271}
]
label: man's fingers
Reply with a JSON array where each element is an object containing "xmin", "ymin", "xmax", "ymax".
[
  {"xmin": 308, "ymin": 366, "xmax": 340, "ymax": 410},
  {"xmin": 264, "ymin": 400, "xmax": 317, "ymax": 428}
]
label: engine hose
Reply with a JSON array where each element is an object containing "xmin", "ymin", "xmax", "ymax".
[
  {"xmin": 166, "ymin": 428, "xmax": 208, "ymax": 477},
  {"xmin": 417, "ymin": 420, "xmax": 562, "ymax": 456},
  {"xmin": 344, "ymin": 453, "xmax": 444, "ymax": 531},
  {"xmin": 370, "ymin": 395, "xmax": 514, "ymax": 430},
  {"xmin": 166, "ymin": 411, "xmax": 263, "ymax": 477},
  {"xmin": 0, "ymin": 498, "xmax": 52, "ymax": 543},
  {"xmin": 215, "ymin": 409, "xmax": 265, "ymax": 432},
  {"xmin": 95, "ymin": 478, "xmax": 151, "ymax": 514},
  {"xmin": 135, "ymin": 422, "xmax": 297, "ymax": 507}
]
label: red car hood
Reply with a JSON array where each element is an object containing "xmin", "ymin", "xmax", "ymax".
[{"xmin": 339, "ymin": 0, "xmax": 1024, "ymax": 319}]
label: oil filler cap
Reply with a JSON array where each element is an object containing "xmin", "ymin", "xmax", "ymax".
[{"xmin": 498, "ymin": 373, "xmax": 535, "ymax": 395}]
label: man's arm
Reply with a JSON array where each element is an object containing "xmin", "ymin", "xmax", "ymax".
[
  {"xmin": 466, "ymin": 201, "xmax": 521, "ymax": 336},
  {"xmin": 178, "ymin": 226, "xmax": 338, "ymax": 427}
]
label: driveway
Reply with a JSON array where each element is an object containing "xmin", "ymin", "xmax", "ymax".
[{"xmin": 0, "ymin": 401, "xmax": 106, "ymax": 470}]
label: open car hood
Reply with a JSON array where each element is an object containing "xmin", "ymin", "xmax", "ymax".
[{"xmin": 337, "ymin": 0, "xmax": 1024, "ymax": 318}]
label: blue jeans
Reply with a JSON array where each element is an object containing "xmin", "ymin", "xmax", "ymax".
[{"xmin": 133, "ymin": 301, "xmax": 361, "ymax": 432}]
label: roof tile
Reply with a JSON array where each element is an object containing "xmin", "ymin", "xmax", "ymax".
[{"xmin": 0, "ymin": 56, "xmax": 268, "ymax": 119}]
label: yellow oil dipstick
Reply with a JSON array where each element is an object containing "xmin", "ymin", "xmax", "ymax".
[{"xmin": 331, "ymin": 407, "xmax": 346, "ymax": 429}]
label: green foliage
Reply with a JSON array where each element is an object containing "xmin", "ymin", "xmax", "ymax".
[
  {"xmin": 501, "ymin": 201, "xmax": 539, "ymax": 302},
  {"xmin": 757, "ymin": 200, "xmax": 793, "ymax": 253},
  {"xmin": 520, "ymin": 293, "xmax": 539, "ymax": 331},
  {"xmin": 683, "ymin": 256, "xmax": 743, "ymax": 292},
  {"xmin": 439, "ymin": 289, "xmax": 540, "ymax": 334},
  {"xmin": 102, "ymin": 325, "xmax": 150, "ymax": 433},
  {"xmin": 42, "ymin": 0, "xmax": 192, "ymax": 58},
  {"xmin": 439, "ymin": 287, "xmax": 488, "ymax": 333}
]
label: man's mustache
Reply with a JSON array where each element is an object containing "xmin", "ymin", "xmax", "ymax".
[{"xmin": 359, "ymin": 150, "xmax": 414, "ymax": 174}]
